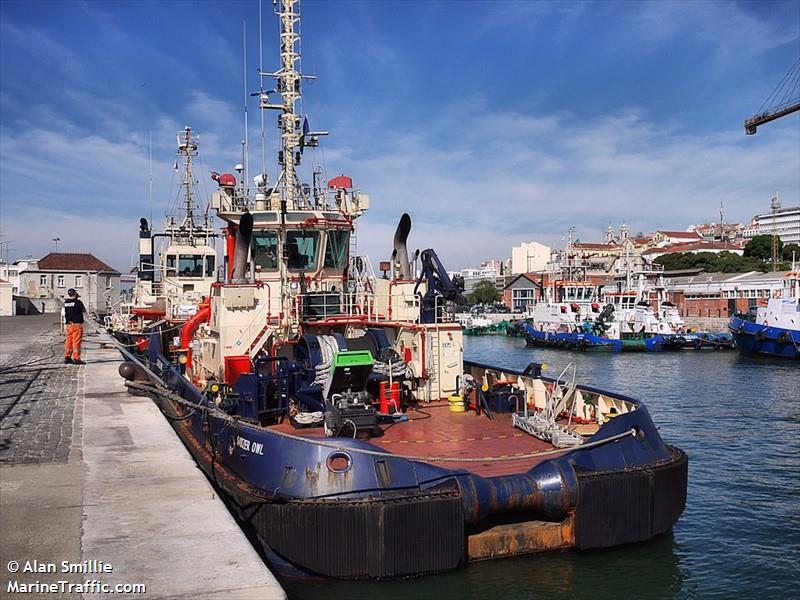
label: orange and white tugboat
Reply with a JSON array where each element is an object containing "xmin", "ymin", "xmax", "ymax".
[{"xmin": 117, "ymin": 0, "xmax": 687, "ymax": 579}]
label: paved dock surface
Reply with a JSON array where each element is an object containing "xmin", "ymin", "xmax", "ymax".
[{"xmin": 1, "ymin": 315, "xmax": 285, "ymax": 599}]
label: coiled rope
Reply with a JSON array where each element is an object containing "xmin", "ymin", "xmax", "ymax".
[{"xmin": 310, "ymin": 334, "xmax": 340, "ymax": 387}]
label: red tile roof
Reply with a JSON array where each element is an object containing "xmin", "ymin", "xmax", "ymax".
[
  {"xmin": 573, "ymin": 242, "xmax": 616, "ymax": 250},
  {"xmin": 656, "ymin": 230, "xmax": 703, "ymax": 239},
  {"xmin": 643, "ymin": 242, "xmax": 742, "ymax": 255},
  {"xmin": 37, "ymin": 252, "xmax": 119, "ymax": 273}
]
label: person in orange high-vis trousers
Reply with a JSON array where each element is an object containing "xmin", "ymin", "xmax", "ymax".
[{"xmin": 63, "ymin": 288, "xmax": 86, "ymax": 365}]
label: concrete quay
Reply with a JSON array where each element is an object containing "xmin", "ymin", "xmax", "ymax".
[
  {"xmin": 0, "ymin": 315, "xmax": 285, "ymax": 599},
  {"xmin": 683, "ymin": 316, "xmax": 730, "ymax": 333}
]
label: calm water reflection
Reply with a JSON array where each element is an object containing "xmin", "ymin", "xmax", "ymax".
[{"xmin": 284, "ymin": 336, "xmax": 799, "ymax": 599}]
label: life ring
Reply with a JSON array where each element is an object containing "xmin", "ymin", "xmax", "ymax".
[
  {"xmin": 777, "ymin": 331, "xmax": 791, "ymax": 344},
  {"xmin": 774, "ymin": 290, "xmax": 782, "ymax": 299},
  {"xmin": 763, "ymin": 320, "xmax": 769, "ymax": 326}
]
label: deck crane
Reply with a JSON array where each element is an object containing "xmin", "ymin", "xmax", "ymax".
[{"xmin": 745, "ymin": 58, "xmax": 800, "ymax": 134}]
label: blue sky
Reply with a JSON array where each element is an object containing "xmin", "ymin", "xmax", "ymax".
[{"xmin": 1, "ymin": 0, "xmax": 798, "ymax": 271}]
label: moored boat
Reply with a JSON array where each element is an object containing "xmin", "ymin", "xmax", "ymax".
[
  {"xmin": 107, "ymin": 127, "xmax": 217, "ymax": 352},
  {"xmin": 729, "ymin": 270, "xmax": 799, "ymax": 359},
  {"xmin": 115, "ymin": 0, "xmax": 687, "ymax": 580}
]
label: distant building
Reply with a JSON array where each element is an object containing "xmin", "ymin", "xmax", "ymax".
[
  {"xmin": 642, "ymin": 241, "xmax": 745, "ymax": 261},
  {"xmin": 458, "ymin": 262, "xmax": 509, "ymax": 298},
  {"xmin": 742, "ymin": 206, "xmax": 800, "ymax": 244},
  {"xmin": 665, "ymin": 271, "xmax": 787, "ymax": 318},
  {"xmin": 503, "ymin": 273, "xmax": 542, "ymax": 312},
  {"xmin": 552, "ymin": 236, "xmax": 653, "ymax": 278},
  {"xmin": 651, "ymin": 230, "xmax": 703, "ymax": 247},
  {"xmin": 0, "ymin": 279, "xmax": 13, "ymax": 316},
  {"xmin": 480, "ymin": 259, "xmax": 505, "ymax": 272},
  {"xmin": 0, "ymin": 259, "xmax": 29, "ymax": 295},
  {"xmin": 689, "ymin": 222, "xmax": 744, "ymax": 243},
  {"xmin": 511, "ymin": 242, "xmax": 550, "ymax": 274},
  {"xmin": 16, "ymin": 252, "xmax": 121, "ymax": 315}
]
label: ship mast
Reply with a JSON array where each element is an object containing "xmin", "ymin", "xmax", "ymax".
[
  {"xmin": 177, "ymin": 126, "xmax": 199, "ymax": 238},
  {"xmin": 260, "ymin": 0, "xmax": 326, "ymax": 209},
  {"xmin": 253, "ymin": 0, "xmax": 327, "ymax": 338},
  {"xmin": 258, "ymin": 0, "xmax": 301, "ymax": 209}
]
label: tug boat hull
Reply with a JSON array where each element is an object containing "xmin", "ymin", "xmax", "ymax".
[
  {"xmin": 114, "ymin": 0, "xmax": 688, "ymax": 580},
  {"xmin": 126, "ymin": 340, "xmax": 688, "ymax": 579},
  {"xmin": 729, "ymin": 316, "xmax": 799, "ymax": 360},
  {"xmin": 521, "ymin": 323, "xmax": 666, "ymax": 352}
]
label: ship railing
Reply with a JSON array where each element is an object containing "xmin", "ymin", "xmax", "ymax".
[
  {"xmin": 434, "ymin": 295, "xmax": 455, "ymax": 323},
  {"xmin": 296, "ymin": 291, "xmax": 428, "ymax": 324}
]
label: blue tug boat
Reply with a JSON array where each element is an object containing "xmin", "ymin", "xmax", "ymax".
[
  {"xmin": 520, "ymin": 322, "xmax": 667, "ymax": 352},
  {"xmin": 114, "ymin": 0, "xmax": 687, "ymax": 580},
  {"xmin": 729, "ymin": 271, "xmax": 800, "ymax": 360}
]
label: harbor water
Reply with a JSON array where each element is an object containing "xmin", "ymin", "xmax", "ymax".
[{"xmin": 285, "ymin": 335, "xmax": 799, "ymax": 600}]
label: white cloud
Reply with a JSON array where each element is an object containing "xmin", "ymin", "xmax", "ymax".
[
  {"xmin": 2, "ymin": 79, "xmax": 797, "ymax": 272},
  {"xmin": 321, "ymin": 99, "xmax": 799, "ymax": 269},
  {"xmin": 1, "ymin": 2, "xmax": 797, "ymax": 276}
]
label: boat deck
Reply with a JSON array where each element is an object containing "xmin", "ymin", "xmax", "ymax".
[{"xmin": 270, "ymin": 400, "xmax": 591, "ymax": 477}]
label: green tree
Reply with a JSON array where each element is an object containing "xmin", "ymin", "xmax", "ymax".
[
  {"xmin": 467, "ymin": 279, "xmax": 501, "ymax": 305},
  {"xmin": 745, "ymin": 234, "xmax": 782, "ymax": 261},
  {"xmin": 654, "ymin": 251, "xmax": 768, "ymax": 273},
  {"xmin": 781, "ymin": 243, "xmax": 800, "ymax": 262}
]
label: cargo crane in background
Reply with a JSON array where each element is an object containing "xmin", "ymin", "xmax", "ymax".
[{"xmin": 745, "ymin": 58, "xmax": 800, "ymax": 134}]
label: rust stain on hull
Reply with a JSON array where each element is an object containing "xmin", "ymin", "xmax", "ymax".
[{"xmin": 467, "ymin": 515, "xmax": 575, "ymax": 561}]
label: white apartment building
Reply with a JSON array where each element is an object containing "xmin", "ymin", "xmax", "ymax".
[
  {"xmin": 743, "ymin": 206, "xmax": 800, "ymax": 244},
  {"xmin": 511, "ymin": 242, "xmax": 551, "ymax": 274}
]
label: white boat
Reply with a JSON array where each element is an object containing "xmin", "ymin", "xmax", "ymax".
[
  {"xmin": 730, "ymin": 270, "xmax": 800, "ymax": 359},
  {"xmin": 107, "ymin": 127, "xmax": 217, "ymax": 343}
]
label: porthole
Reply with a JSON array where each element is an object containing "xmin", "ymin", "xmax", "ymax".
[{"xmin": 326, "ymin": 451, "xmax": 352, "ymax": 473}]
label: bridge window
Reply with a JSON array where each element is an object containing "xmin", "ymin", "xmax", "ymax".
[
  {"xmin": 324, "ymin": 230, "xmax": 350, "ymax": 270},
  {"xmin": 252, "ymin": 231, "xmax": 279, "ymax": 271},
  {"xmin": 287, "ymin": 230, "xmax": 319, "ymax": 271},
  {"xmin": 166, "ymin": 255, "xmax": 177, "ymax": 276},
  {"xmin": 205, "ymin": 256, "xmax": 215, "ymax": 277},
  {"xmin": 178, "ymin": 255, "xmax": 204, "ymax": 277}
]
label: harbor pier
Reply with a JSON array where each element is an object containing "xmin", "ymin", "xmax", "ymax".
[{"xmin": 0, "ymin": 315, "xmax": 285, "ymax": 599}]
